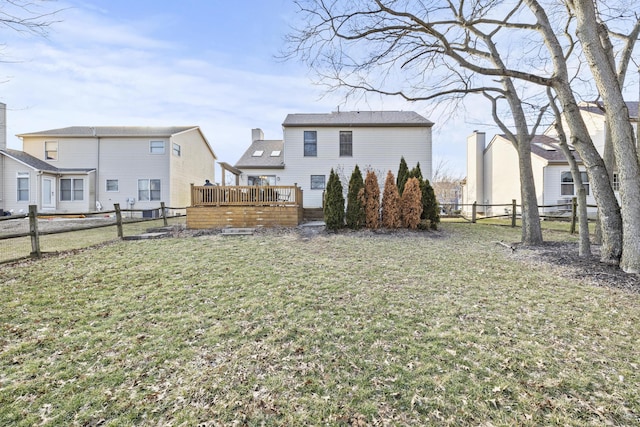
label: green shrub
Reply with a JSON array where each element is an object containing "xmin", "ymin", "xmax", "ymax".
[
  {"xmin": 397, "ymin": 157, "xmax": 409, "ymax": 195},
  {"xmin": 324, "ymin": 169, "xmax": 345, "ymax": 230},
  {"xmin": 346, "ymin": 165, "xmax": 366, "ymax": 229}
]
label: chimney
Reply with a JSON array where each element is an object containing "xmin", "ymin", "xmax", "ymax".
[
  {"xmin": 0, "ymin": 103, "xmax": 6, "ymax": 150},
  {"xmin": 252, "ymin": 128, "xmax": 264, "ymax": 142}
]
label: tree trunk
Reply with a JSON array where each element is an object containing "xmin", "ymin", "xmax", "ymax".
[
  {"xmin": 526, "ymin": 0, "xmax": 622, "ymax": 264},
  {"xmin": 571, "ymin": 0, "xmax": 640, "ymax": 272},
  {"xmin": 555, "ymin": 87, "xmax": 622, "ymax": 264}
]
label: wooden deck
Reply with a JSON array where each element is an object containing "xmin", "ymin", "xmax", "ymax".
[{"xmin": 186, "ymin": 185, "xmax": 304, "ymax": 229}]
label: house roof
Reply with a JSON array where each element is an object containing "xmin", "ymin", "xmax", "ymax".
[
  {"xmin": 0, "ymin": 149, "xmax": 95, "ymax": 173},
  {"xmin": 282, "ymin": 111, "xmax": 434, "ymax": 127},
  {"xmin": 579, "ymin": 101, "xmax": 639, "ymax": 120},
  {"xmin": 529, "ymin": 135, "xmax": 582, "ymax": 164},
  {"xmin": 16, "ymin": 126, "xmax": 199, "ymax": 138},
  {"xmin": 234, "ymin": 139, "xmax": 285, "ymax": 169}
]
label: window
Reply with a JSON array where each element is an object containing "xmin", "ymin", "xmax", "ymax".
[
  {"xmin": 270, "ymin": 150, "xmax": 281, "ymax": 157},
  {"xmin": 561, "ymin": 171, "xmax": 589, "ymax": 196},
  {"xmin": 172, "ymin": 143, "xmax": 181, "ymax": 156},
  {"xmin": 310, "ymin": 175, "xmax": 326, "ymax": 190},
  {"xmin": 45, "ymin": 141, "xmax": 58, "ymax": 160},
  {"xmin": 613, "ymin": 173, "xmax": 620, "ymax": 192},
  {"xmin": 17, "ymin": 172, "xmax": 29, "ymax": 202},
  {"xmin": 248, "ymin": 175, "xmax": 276, "ymax": 186},
  {"xmin": 138, "ymin": 179, "xmax": 161, "ymax": 201},
  {"xmin": 150, "ymin": 141, "xmax": 165, "ymax": 154},
  {"xmin": 304, "ymin": 131, "xmax": 317, "ymax": 157},
  {"xmin": 252, "ymin": 150, "xmax": 264, "ymax": 157},
  {"xmin": 60, "ymin": 178, "xmax": 84, "ymax": 201},
  {"xmin": 106, "ymin": 179, "xmax": 119, "ymax": 192},
  {"xmin": 340, "ymin": 131, "xmax": 353, "ymax": 157}
]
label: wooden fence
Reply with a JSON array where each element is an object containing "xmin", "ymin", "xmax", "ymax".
[
  {"xmin": 0, "ymin": 203, "xmax": 179, "ymax": 263},
  {"xmin": 462, "ymin": 197, "xmax": 594, "ymax": 233}
]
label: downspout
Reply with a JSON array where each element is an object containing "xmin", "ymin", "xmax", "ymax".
[{"xmin": 95, "ymin": 127, "xmax": 100, "ymax": 211}]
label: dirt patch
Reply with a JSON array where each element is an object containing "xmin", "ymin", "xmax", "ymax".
[{"xmin": 509, "ymin": 241, "xmax": 640, "ymax": 293}]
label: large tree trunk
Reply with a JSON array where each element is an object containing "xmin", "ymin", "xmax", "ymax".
[
  {"xmin": 571, "ymin": 0, "xmax": 640, "ymax": 273},
  {"xmin": 525, "ymin": 0, "xmax": 622, "ymax": 264},
  {"xmin": 555, "ymin": 87, "xmax": 623, "ymax": 264}
]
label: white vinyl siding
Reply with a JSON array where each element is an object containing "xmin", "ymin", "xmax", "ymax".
[{"xmin": 281, "ymin": 126, "xmax": 431, "ymax": 208}]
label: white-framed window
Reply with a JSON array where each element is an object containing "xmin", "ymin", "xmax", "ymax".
[
  {"xmin": 304, "ymin": 131, "xmax": 317, "ymax": 157},
  {"xmin": 310, "ymin": 175, "xmax": 325, "ymax": 190},
  {"xmin": 106, "ymin": 179, "xmax": 119, "ymax": 192},
  {"xmin": 45, "ymin": 141, "xmax": 58, "ymax": 160},
  {"xmin": 248, "ymin": 175, "xmax": 276, "ymax": 186},
  {"xmin": 60, "ymin": 178, "xmax": 84, "ymax": 201},
  {"xmin": 150, "ymin": 140, "xmax": 165, "ymax": 154},
  {"xmin": 561, "ymin": 171, "xmax": 589, "ymax": 196},
  {"xmin": 138, "ymin": 179, "xmax": 161, "ymax": 201},
  {"xmin": 17, "ymin": 172, "xmax": 29, "ymax": 202},
  {"xmin": 613, "ymin": 173, "xmax": 620, "ymax": 192},
  {"xmin": 172, "ymin": 143, "xmax": 181, "ymax": 156},
  {"xmin": 339, "ymin": 131, "xmax": 353, "ymax": 157}
]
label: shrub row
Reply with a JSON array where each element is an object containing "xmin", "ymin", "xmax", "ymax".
[{"xmin": 324, "ymin": 157, "xmax": 440, "ymax": 231}]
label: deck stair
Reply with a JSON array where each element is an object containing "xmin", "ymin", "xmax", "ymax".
[{"xmin": 221, "ymin": 227, "xmax": 256, "ymax": 236}]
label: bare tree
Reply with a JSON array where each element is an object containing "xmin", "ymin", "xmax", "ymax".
[
  {"xmin": 286, "ymin": 0, "xmax": 550, "ymax": 244},
  {"xmin": 0, "ymin": 0, "xmax": 62, "ymax": 37},
  {"xmin": 286, "ymin": 0, "xmax": 639, "ymax": 266},
  {"xmin": 566, "ymin": 0, "xmax": 640, "ymax": 273}
]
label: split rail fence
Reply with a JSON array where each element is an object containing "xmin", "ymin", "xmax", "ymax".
[
  {"xmin": 459, "ymin": 197, "xmax": 595, "ymax": 233},
  {"xmin": 0, "ymin": 203, "xmax": 185, "ymax": 264}
]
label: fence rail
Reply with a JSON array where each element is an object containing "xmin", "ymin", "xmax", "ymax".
[
  {"xmin": 191, "ymin": 185, "xmax": 302, "ymax": 207},
  {"xmin": 0, "ymin": 202, "xmax": 185, "ymax": 264},
  {"xmin": 462, "ymin": 197, "xmax": 595, "ymax": 233}
]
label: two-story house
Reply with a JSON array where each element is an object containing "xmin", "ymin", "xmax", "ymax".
[
  {"xmin": 234, "ymin": 111, "xmax": 434, "ymax": 208},
  {"xmin": 463, "ymin": 102, "xmax": 638, "ymax": 216},
  {"xmin": 1, "ymin": 112, "xmax": 216, "ymax": 215}
]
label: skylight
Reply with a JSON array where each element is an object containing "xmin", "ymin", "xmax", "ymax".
[
  {"xmin": 252, "ymin": 150, "xmax": 264, "ymax": 157},
  {"xmin": 270, "ymin": 150, "xmax": 281, "ymax": 157}
]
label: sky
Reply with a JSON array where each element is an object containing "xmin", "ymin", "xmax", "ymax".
[{"xmin": 0, "ymin": 0, "xmax": 570, "ymax": 181}]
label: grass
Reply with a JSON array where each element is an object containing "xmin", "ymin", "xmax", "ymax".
[
  {"xmin": 0, "ymin": 217, "xmax": 185, "ymax": 264},
  {"xmin": 1, "ymin": 223, "xmax": 639, "ymax": 426}
]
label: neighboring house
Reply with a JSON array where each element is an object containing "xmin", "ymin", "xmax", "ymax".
[
  {"xmin": 1, "ymin": 117, "xmax": 216, "ymax": 215},
  {"xmin": 463, "ymin": 102, "xmax": 638, "ymax": 216},
  {"xmin": 234, "ymin": 111, "xmax": 434, "ymax": 208}
]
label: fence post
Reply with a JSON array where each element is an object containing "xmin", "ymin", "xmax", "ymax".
[
  {"xmin": 161, "ymin": 202, "xmax": 168, "ymax": 226},
  {"xmin": 570, "ymin": 196, "xmax": 577, "ymax": 234},
  {"xmin": 511, "ymin": 199, "xmax": 517, "ymax": 228},
  {"xmin": 472, "ymin": 201, "xmax": 477, "ymax": 223},
  {"xmin": 28, "ymin": 205, "xmax": 41, "ymax": 258},
  {"xmin": 114, "ymin": 203, "xmax": 123, "ymax": 239}
]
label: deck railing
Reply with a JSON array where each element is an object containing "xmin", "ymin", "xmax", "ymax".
[{"xmin": 191, "ymin": 185, "xmax": 302, "ymax": 207}]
